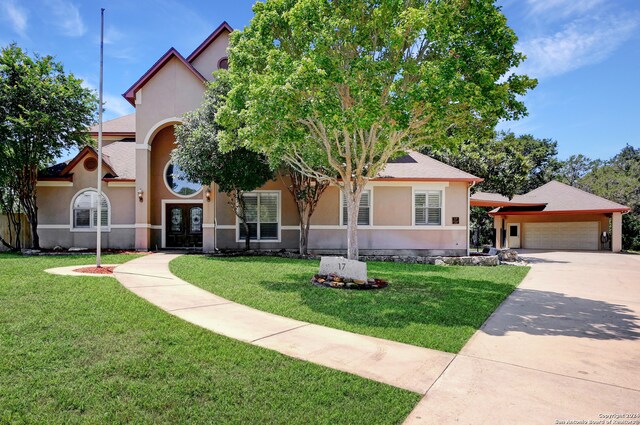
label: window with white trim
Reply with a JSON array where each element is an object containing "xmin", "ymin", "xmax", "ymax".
[
  {"xmin": 239, "ymin": 192, "xmax": 279, "ymax": 240},
  {"xmin": 415, "ymin": 191, "xmax": 442, "ymax": 225},
  {"xmin": 342, "ymin": 190, "xmax": 371, "ymax": 226},
  {"xmin": 73, "ymin": 190, "xmax": 109, "ymax": 229}
]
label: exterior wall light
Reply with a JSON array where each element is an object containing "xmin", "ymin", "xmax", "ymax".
[
  {"xmin": 205, "ymin": 188, "xmax": 211, "ymax": 202},
  {"xmin": 137, "ymin": 188, "xmax": 144, "ymax": 202}
]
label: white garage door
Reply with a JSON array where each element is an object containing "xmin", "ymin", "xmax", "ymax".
[{"xmin": 522, "ymin": 222, "xmax": 599, "ymax": 250}]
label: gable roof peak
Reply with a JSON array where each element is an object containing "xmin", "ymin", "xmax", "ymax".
[
  {"xmin": 186, "ymin": 21, "xmax": 233, "ymax": 63},
  {"xmin": 122, "ymin": 47, "xmax": 206, "ymax": 107}
]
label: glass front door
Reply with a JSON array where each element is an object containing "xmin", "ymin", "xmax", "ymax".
[{"xmin": 165, "ymin": 204, "xmax": 203, "ymax": 248}]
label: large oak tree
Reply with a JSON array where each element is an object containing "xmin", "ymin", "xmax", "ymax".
[
  {"xmin": 0, "ymin": 44, "xmax": 96, "ymax": 249},
  {"xmin": 220, "ymin": 0, "xmax": 537, "ymax": 259}
]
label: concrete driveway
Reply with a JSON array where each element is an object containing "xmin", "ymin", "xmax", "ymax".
[{"xmin": 405, "ymin": 251, "xmax": 640, "ymax": 424}]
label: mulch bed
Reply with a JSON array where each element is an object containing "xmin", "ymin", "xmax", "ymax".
[
  {"xmin": 73, "ymin": 266, "xmax": 117, "ymax": 275},
  {"xmin": 311, "ymin": 274, "xmax": 388, "ymax": 290}
]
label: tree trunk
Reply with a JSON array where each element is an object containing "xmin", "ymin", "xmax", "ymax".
[
  {"xmin": 243, "ymin": 220, "xmax": 251, "ymax": 251},
  {"xmin": 30, "ymin": 219, "xmax": 39, "ymax": 250},
  {"xmin": 228, "ymin": 189, "xmax": 251, "ymax": 251},
  {"xmin": 299, "ymin": 216, "xmax": 310, "ymax": 255},
  {"xmin": 343, "ymin": 186, "xmax": 364, "ymax": 260},
  {"xmin": 0, "ymin": 235, "xmax": 14, "ymax": 250}
]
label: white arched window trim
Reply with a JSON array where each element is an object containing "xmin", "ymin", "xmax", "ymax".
[{"xmin": 69, "ymin": 188, "xmax": 112, "ymax": 232}]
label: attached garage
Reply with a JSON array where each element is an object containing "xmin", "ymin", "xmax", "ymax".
[
  {"xmin": 522, "ymin": 222, "xmax": 599, "ymax": 250},
  {"xmin": 471, "ymin": 181, "xmax": 630, "ymax": 252}
]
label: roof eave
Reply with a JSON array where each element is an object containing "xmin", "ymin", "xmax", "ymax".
[
  {"xmin": 470, "ymin": 200, "xmax": 547, "ymax": 208},
  {"xmin": 489, "ymin": 208, "xmax": 631, "ymax": 216},
  {"xmin": 89, "ymin": 131, "xmax": 136, "ymax": 137},
  {"xmin": 37, "ymin": 176, "xmax": 73, "ymax": 182},
  {"xmin": 370, "ymin": 177, "xmax": 484, "ymax": 183},
  {"xmin": 103, "ymin": 178, "xmax": 135, "ymax": 182}
]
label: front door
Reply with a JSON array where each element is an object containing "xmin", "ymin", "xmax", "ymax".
[
  {"xmin": 166, "ymin": 204, "xmax": 203, "ymax": 248},
  {"xmin": 508, "ymin": 223, "xmax": 520, "ymax": 249}
]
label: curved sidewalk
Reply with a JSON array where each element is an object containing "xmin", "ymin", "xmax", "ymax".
[{"xmin": 113, "ymin": 253, "xmax": 454, "ymax": 394}]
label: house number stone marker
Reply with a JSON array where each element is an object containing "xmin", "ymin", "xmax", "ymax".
[{"xmin": 319, "ymin": 256, "xmax": 368, "ymax": 281}]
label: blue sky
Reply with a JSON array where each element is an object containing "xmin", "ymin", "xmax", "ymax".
[{"xmin": 1, "ymin": 0, "xmax": 639, "ymax": 160}]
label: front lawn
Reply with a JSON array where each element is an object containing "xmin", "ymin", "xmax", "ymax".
[
  {"xmin": 0, "ymin": 253, "xmax": 419, "ymax": 424},
  {"xmin": 171, "ymin": 256, "xmax": 529, "ymax": 353}
]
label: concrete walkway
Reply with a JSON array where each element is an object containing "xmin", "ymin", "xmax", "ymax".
[
  {"xmin": 114, "ymin": 251, "xmax": 640, "ymax": 423},
  {"xmin": 404, "ymin": 251, "xmax": 640, "ymax": 424},
  {"xmin": 113, "ymin": 253, "xmax": 454, "ymax": 394}
]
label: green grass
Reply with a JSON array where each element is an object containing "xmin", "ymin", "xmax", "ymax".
[
  {"xmin": 171, "ymin": 256, "xmax": 530, "ymax": 353},
  {"xmin": 0, "ymin": 253, "xmax": 419, "ymax": 424}
]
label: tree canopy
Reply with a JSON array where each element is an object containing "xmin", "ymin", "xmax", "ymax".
[
  {"xmin": 424, "ymin": 131, "xmax": 559, "ymax": 199},
  {"xmin": 220, "ymin": 0, "xmax": 537, "ymax": 258},
  {"xmin": 0, "ymin": 44, "xmax": 97, "ymax": 249},
  {"xmin": 577, "ymin": 145, "xmax": 640, "ymax": 250}
]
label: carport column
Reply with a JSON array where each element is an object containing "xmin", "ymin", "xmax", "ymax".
[
  {"xmin": 493, "ymin": 215, "xmax": 502, "ymax": 249},
  {"xmin": 612, "ymin": 212, "xmax": 622, "ymax": 252},
  {"xmin": 134, "ymin": 144, "xmax": 151, "ymax": 250}
]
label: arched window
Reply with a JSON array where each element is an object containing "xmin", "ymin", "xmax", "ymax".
[{"xmin": 72, "ymin": 189, "xmax": 110, "ymax": 230}]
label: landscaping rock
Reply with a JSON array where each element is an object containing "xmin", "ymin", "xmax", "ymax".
[
  {"xmin": 20, "ymin": 249, "xmax": 41, "ymax": 256},
  {"xmin": 312, "ymin": 273, "xmax": 387, "ymax": 290},
  {"xmin": 319, "ymin": 256, "xmax": 367, "ymax": 281},
  {"xmin": 53, "ymin": 245, "xmax": 64, "ymax": 252},
  {"xmin": 434, "ymin": 259, "xmax": 445, "ymax": 266},
  {"xmin": 69, "ymin": 247, "xmax": 88, "ymax": 252},
  {"xmin": 498, "ymin": 249, "xmax": 520, "ymax": 262}
]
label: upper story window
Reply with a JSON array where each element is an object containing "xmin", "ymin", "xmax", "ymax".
[
  {"xmin": 415, "ymin": 191, "xmax": 442, "ymax": 225},
  {"xmin": 164, "ymin": 162, "xmax": 201, "ymax": 197},
  {"xmin": 239, "ymin": 192, "xmax": 280, "ymax": 240},
  {"xmin": 342, "ymin": 190, "xmax": 371, "ymax": 226},
  {"xmin": 72, "ymin": 189, "xmax": 109, "ymax": 230},
  {"xmin": 217, "ymin": 57, "xmax": 229, "ymax": 70}
]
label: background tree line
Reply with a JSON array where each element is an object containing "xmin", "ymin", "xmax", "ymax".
[{"xmin": 425, "ymin": 134, "xmax": 640, "ymax": 251}]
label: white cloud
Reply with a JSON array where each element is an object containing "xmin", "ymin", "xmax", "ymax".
[
  {"xmin": 45, "ymin": 0, "xmax": 86, "ymax": 37},
  {"xmin": 101, "ymin": 26, "xmax": 136, "ymax": 61},
  {"xmin": 102, "ymin": 93, "xmax": 133, "ymax": 119},
  {"xmin": 526, "ymin": 0, "xmax": 605, "ymax": 19},
  {"xmin": 516, "ymin": 15, "xmax": 639, "ymax": 79},
  {"xmin": 79, "ymin": 77, "xmax": 133, "ymax": 121},
  {"xmin": 103, "ymin": 25, "xmax": 124, "ymax": 45},
  {"xmin": 1, "ymin": 0, "xmax": 28, "ymax": 37}
]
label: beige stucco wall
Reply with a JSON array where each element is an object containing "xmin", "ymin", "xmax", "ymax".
[
  {"xmin": 372, "ymin": 186, "xmax": 412, "ymax": 226},
  {"xmin": 190, "ymin": 30, "xmax": 230, "ymax": 80},
  {"xmin": 133, "ymin": 52, "xmax": 210, "ymax": 249},
  {"xmin": 135, "ymin": 57, "xmax": 206, "ymax": 146},
  {"xmin": 214, "ymin": 180, "xmax": 470, "ymax": 255},
  {"xmin": 149, "ymin": 126, "xmax": 203, "ymax": 225},
  {"xmin": 36, "ymin": 151, "xmax": 135, "ymax": 249},
  {"xmin": 444, "ymin": 182, "xmax": 469, "ymax": 227}
]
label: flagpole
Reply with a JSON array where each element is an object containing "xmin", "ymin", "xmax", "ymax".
[{"xmin": 96, "ymin": 8, "xmax": 104, "ymax": 267}]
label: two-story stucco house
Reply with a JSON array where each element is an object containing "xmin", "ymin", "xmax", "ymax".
[{"xmin": 35, "ymin": 21, "xmax": 485, "ymax": 256}]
